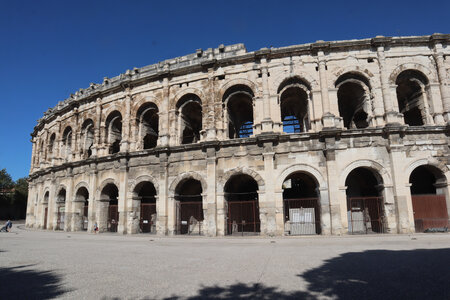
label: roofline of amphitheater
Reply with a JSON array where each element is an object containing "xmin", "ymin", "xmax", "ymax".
[{"xmin": 32, "ymin": 33, "xmax": 449, "ymax": 136}]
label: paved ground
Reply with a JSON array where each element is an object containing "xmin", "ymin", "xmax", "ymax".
[{"xmin": 1, "ymin": 224, "xmax": 450, "ymax": 300}]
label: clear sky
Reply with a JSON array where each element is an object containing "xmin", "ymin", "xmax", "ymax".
[{"xmin": 0, "ymin": 0, "xmax": 448, "ymax": 180}]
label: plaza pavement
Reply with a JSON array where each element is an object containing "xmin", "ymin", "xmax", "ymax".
[{"xmin": 1, "ymin": 223, "xmax": 450, "ymax": 299}]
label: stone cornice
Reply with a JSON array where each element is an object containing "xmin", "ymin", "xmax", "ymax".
[{"xmin": 32, "ymin": 34, "xmax": 450, "ymax": 136}]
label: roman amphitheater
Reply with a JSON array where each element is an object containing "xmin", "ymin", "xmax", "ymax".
[{"xmin": 25, "ymin": 34, "xmax": 450, "ymax": 237}]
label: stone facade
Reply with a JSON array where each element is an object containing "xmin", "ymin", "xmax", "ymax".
[{"xmin": 26, "ymin": 34, "xmax": 450, "ymax": 236}]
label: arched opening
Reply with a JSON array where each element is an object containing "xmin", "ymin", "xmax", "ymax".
[
  {"xmin": 56, "ymin": 188, "xmax": 66, "ymax": 231},
  {"xmin": 223, "ymin": 85, "xmax": 254, "ymax": 139},
  {"xmin": 336, "ymin": 73, "xmax": 371, "ymax": 129},
  {"xmin": 137, "ymin": 103, "xmax": 159, "ymax": 149},
  {"xmin": 81, "ymin": 119, "xmax": 94, "ymax": 158},
  {"xmin": 133, "ymin": 181, "xmax": 157, "ymax": 233},
  {"xmin": 62, "ymin": 127, "xmax": 73, "ymax": 160},
  {"xmin": 409, "ymin": 165, "xmax": 449, "ymax": 232},
  {"xmin": 101, "ymin": 183, "xmax": 119, "ymax": 232},
  {"xmin": 75, "ymin": 187, "xmax": 89, "ymax": 231},
  {"xmin": 225, "ymin": 174, "xmax": 260, "ymax": 235},
  {"xmin": 345, "ymin": 167, "xmax": 384, "ymax": 234},
  {"xmin": 278, "ymin": 78, "xmax": 311, "ymax": 133},
  {"xmin": 43, "ymin": 191, "xmax": 49, "ymax": 230},
  {"xmin": 396, "ymin": 70, "xmax": 430, "ymax": 126},
  {"xmin": 105, "ymin": 111, "xmax": 122, "ymax": 154},
  {"xmin": 177, "ymin": 94, "xmax": 202, "ymax": 144},
  {"xmin": 174, "ymin": 178, "xmax": 203, "ymax": 235},
  {"xmin": 282, "ymin": 172, "xmax": 321, "ymax": 235}
]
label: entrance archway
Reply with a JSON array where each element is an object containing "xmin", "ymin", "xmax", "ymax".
[
  {"xmin": 282, "ymin": 172, "xmax": 321, "ymax": 235},
  {"xmin": 75, "ymin": 187, "xmax": 89, "ymax": 231},
  {"xmin": 345, "ymin": 167, "xmax": 384, "ymax": 234},
  {"xmin": 43, "ymin": 191, "xmax": 49, "ymax": 230},
  {"xmin": 175, "ymin": 178, "xmax": 203, "ymax": 235},
  {"xmin": 225, "ymin": 174, "xmax": 260, "ymax": 235},
  {"xmin": 56, "ymin": 188, "xmax": 66, "ymax": 230},
  {"xmin": 410, "ymin": 165, "xmax": 449, "ymax": 232},
  {"xmin": 101, "ymin": 183, "xmax": 119, "ymax": 232},
  {"xmin": 133, "ymin": 181, "xmax": 157, "ymax": 233}
]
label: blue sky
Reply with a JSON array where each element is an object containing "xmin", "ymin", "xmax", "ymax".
[{"xmin": 0, "ymin": 0, "xmax": 448, "ymax": 180}]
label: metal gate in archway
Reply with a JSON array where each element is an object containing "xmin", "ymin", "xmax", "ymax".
[
  {"xmin": 140, "ymin": 203, "xmax": 157, "ymax": 233},
  {"xmin": 83, "ymin": 205, "xmax": 88, "ymax": 230},
  {"xmin": 412, "ymin": 194, "xmax": 449, "ymax": 232},
  {"xmin": 43, "ymin": 207, "xmax": 48, "ymax": 230},
  {"xmin": 108, "ymin": 205, "xmax": 119, "ymax": 232},
  {"xmin": 227, "ymin": 200, "xmax": 260, "ymax": 235},
  {"xmin": 176, "ymin": 201, "xmax": 203, "ymax": 235},
  {"xmin": 284, "ymin": 198, "xmax": 321, "ymax": 235},
  {"xmin": 347, "ymin": 197, "xmax": 384, "ymax": 234},
  {"xmin": 56, "ymin": 206, "xmax": 65, "ymax": 230}
]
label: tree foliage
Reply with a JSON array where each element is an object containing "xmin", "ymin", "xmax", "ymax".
[{"xmin": 0, "ymin": 169, "xmax": 28, "ymax": 219}]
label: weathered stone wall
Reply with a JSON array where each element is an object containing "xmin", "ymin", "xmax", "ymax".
[{"xmin": 26, "ymin": 34, "xmax": 450, "ymax": 236}]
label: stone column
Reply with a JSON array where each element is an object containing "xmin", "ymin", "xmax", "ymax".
[
  {"xmin": 379, "ymin": 183, "xmax": 397, "ymax": 233},
  {"xmin": 432, "ymin": 44, "xmax": 450, "ymax": 122},
  {"xmin": 159, "ymin": 72, "xmax": 170, "ymax": 146},
  {"xmin": 169, "ymin": 109, "xmax": 178, "ymax": 146},
  {"xmin": 64, "ymin": 172, "xmax": 73, "ymax": 231},
  {"xmin": 205, "ymin": 146, "xmax": 217, "ymax": 236},
  {"xmin": 92, "ymin": 98, "xmax": 102, "ymax": 156},
  {"xmin": 317, "ymin": 50, "xmax": 335, "ymax": 128},
  {"xmin": 261, "ymin": 57, "xmax": 273, "ymax": 132},
  {"xmin": 88, "ymin": 164, "xmax": 97, "ymax": 232},
  {"xmin": 97, "ymin": 198, "xmax": 109, "ymax": 233},
  {"xmin": 118, "ymin": 157, "xmax": 128, "ymax": 234},
  {"xmin": 128, "ymin": 196, "xmax": 141, "ymax": 234},
  {"xmin": 156, "ymin": 152, "xmax": 169, "ymax": 235},
  {"xmin": 121, "ymin": 91, "xmax": 131, "ymax": 152},
  {"xmin": 319, "ymin": 186, "xmax": 332, "ymax": 235},
  {"xmin": 261, "ymin": 143, "xmax": 277, "ymax": 236},
  {"xmin": 30, "ymin": 137, "xmax": 37, "ymax": 172},
  {"xmin": 374, "ymin": 39, "xmax": 402, "ymax": 124},
  {"xmin": 216, "ymin": 192, "xmax": 226, "ymax": 236}
]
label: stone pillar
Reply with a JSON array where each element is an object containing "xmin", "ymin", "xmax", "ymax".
[
  {"xmin": 156, "ymin": 152, "xmax": 169, "ymax": 235},
  {"xmin": 128, "ymin": 196, "xmax": 141, "ymax": 234},
  {"xmin": 374, "ymin": 40, "xmax": 402, "ymax": 124},
  {"xmin": 159, "ymin": 74, "xmax": 170, "ymax": 146},
  {"xmin": 205, "ymin": 146, "xmax": 217, "ymax": 236},
  {"xmin": 431, "ymin": 35, "xmax": 450, "ymax": 121},
  {"xmin": 118, "ymin": 158, "xmax": 128, "ymax": 234},
  {"xmin": 318, "ymin": 186, "xmax": 332, "ymax": 235},
  {"xmin": 317, "ymin": 50, "xmax": 335, "ymax": 128},
  {"xmin": 88, "ymin": 164, "xmax": 97, "ymax": 232},
  {"xmin": 216, "ymin": 192, "xmax": 226, "ymax": 236},
  {"xmin": 169, "ymin": 109, "xmax": 178, "ymax": 146},
  {"xmin": 428, "ymin": 83, "xmax": 445, "ymax": 125},
  {"xmin": 64, "ymin": 173, "xmax": 73, "ymax": 231},
  {"xmin": 261, "ymin": 143, "xmax": 277, "ymax": 236},
  {"xmin": 323, "ymin": 138, "xmax": 343, "ymax": 234},
  {"xmin": 261, "ymin": 58, "xmax": 273, "ymax": 132},
  {"xmin": 273, "ymin": 190, "xmax": 284, "ymax": 235},
  {"xmin": 204, "ymin": 68, "xmax": 217, "ymax": 140},
  {"xmin": 92, "ymin": 98, "xmax": 102, "ymax": 156},
  {"xmin": 121, "ymin": 91, "xmax": 131, "ymax": 152},
  {"xmin": 30, "ymin": 137, "xmax": 37, "ymax": 172},
  {"xmin": 72, "ymin": 198, "xmax": 85, "ymax": 232},
  {"xmin": 379, "ymin": 183, "xmax": 397, "ymax": 233},
  {"xmin": 97, "ymin": 198, "xmax": 109, "ymax": 233}
]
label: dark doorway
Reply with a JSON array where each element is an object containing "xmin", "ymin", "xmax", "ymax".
[
  {"xmin": 101, "ymin": 183, "xmax": 119, "ymax": 232},
  {"xmin": 56, "ymin": 188, "xmax": 66, "ymax": 231},
  {"xmin": 175, "ymin": 178, "xmax": 203, "ymax": 235},
  {"xmin": 345, "ymin": 168, "xmax": 384, "ymax": 234},
  {"xmin": 282, "ymin": 172, "xmax": 321, "ymax": 235},
  {"xmin": 225, "ymin": 174, "xmax": 260, "ymax": 235},
  {"xmin": 223, "ymin": 85, "xmax": 254, "ymax": 139},
  {"xmin": 134, "ymin": 181, "xmax": 157, "ymax": 233},
  {"xmin": 396, "ymin": 70, "xmax": 429, "ymax": 126},
  {"xmin": 410, "ymin": 165, "xmax": 449, "ymax": 232},
  {"xmin": 75, "ymin": 187, "xmax": 89, "ymax": 231}
]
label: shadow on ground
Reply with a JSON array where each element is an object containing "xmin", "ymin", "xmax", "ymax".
[
  {"xmin": 161, "ymin": 248, "xmax": 450, "ymax": 300},
  {"xmin": 0, "ymin": 265, "xmax": 69, "ymax": 299}
]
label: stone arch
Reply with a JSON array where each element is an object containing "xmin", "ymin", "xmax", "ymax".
[
  {"xmin": 404, "ymin": 158, "xmax": 449, "ymax": 184},
  {"xmin": 102, "ymin": 105, "xmax": 124, "ymax": 124},
  {"xmin": 217, "ymin": 78, "xmax": 259, "ymax": 100},
  {"xmin": 129, "ymin": 174, "xmax": 160, "ymax": 196},
  {"xmin": 219, "ymin": 167, "xmax": 265, "ymax": 192},
  {"xmin": 339, "ymin": 160, "xmax": 391, "ymax": 188},
  {"xmin": 388, "ymin": 63, "xmax": 437, "ymax": 84},
  {"xmin": 173, "ymin": 87, "xmax": 205, "ymax": 107},
  {"xmin": 277, "ymin": 164, "xmax": 327, "ymax": 192},
  {"xmin": 131, "ymin": 95, "xmax": 160, "ymax": 118},
  {"xmin": 97, "ymin": 178, "xmax": 119, "ymax": 198},
  {"xmin": 56, "ymin": 184, "xmax": 68, "ymax": 195},
  {"xmin": 73, "ymin": 181, "xmax": 90, "ymax": 199},
  {"xmin": 271, "ymin": 73, "xmax": 318, "ymax": 95},
  {"xmin": 330, "ymin": 67, "xmax": 374, "ymax": 88},
  {"xmin": 42, "ymin": 187, "xmax": 51, "ymax": 203},
  {"xmin": 169, "ymin": 171, "xmax": 207, "ymax": 197}
]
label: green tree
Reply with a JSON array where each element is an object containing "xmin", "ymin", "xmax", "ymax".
[
  {"xmin": 0, "ymin": 168, "xmax": 14, "ymax": 190},
  {"xmin": 13, "ymin": 177, "xmax": 29, "ymax": 219},
  {"xmin": 0, "ymin": 169, "xmax": 28, "ymax": 219}
]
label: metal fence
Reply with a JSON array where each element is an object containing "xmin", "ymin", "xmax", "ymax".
[
  {"xmin": 176, "ymin": 201, "xmax": 203, "ymax": 235},
  {"xmin": 347, "ymin": 197, "xmax": 384, "ymax": 234},
  {"xmin": 284, "ymin": 198, "xmax": 321, "ymax": 235},
  {"xmin": 140, "ymin": 203, "xmax": 157, "ymax": 233},
  {"xmin": 412, "ymin": 194, "xmax": 449, "ymax": 232},
  {"xmin": 108, "ymin": 205, "xmax": 119, "ymax": 232},
  {"xmin": 227, "ymin": 200, "xmax": 260, "ymax": 235}
]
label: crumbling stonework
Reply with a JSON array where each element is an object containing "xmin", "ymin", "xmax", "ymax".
[{"xmin": 26, "ymin": 34, "xmax": 450, "ymax": 236}]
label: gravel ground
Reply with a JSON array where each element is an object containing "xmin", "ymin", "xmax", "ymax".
[{"xmin": 1, "ymin": 224, "xmax": 450, "ymax": 299}]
